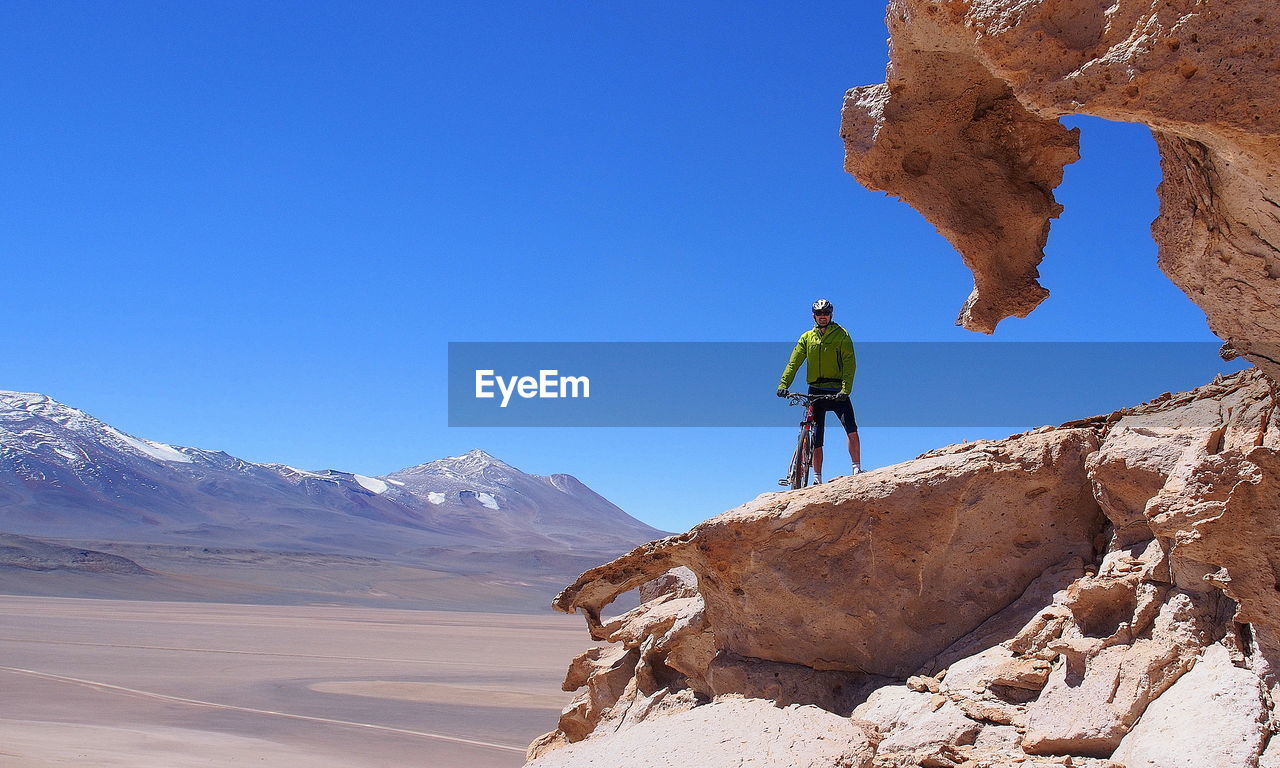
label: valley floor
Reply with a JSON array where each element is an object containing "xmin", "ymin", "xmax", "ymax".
[{"xmin": 0, "ymin": 596, "xmax": 587, "ymax": 767}]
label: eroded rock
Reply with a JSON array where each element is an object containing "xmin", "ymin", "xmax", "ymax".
[
  {"xmin": 556, "ymin": 427, "xmax": 1105, "ymax": 679},
  {"xmin": 527, "ymin": 696, "xmax": 875, "ymax": 768},
  {"xmin": 1021, "ymin": 589, "xmax": 1222, "ymax": 756},
  {"xmin": 1088, "ymin": 372, "xmax": 1277, "ymax": 546},
  {"xmin": 852, "ymin": 687, "xmax": 982, "ymax": 760},
  {"xmin": 1148, "ymin": 444, "xmax": 1280, "ymax": 683},
  {"xmin": 1111, "ymin": 643, "xmax": 1268, "ymax": 768},
  {"xmin": 554, "ymin": 645, "xmax": 639, "ymax": 743},
  {"xmin": 705, "ymin": 652, "xmax": 888, "ymax": 716},
  {"xmin": 841, "ymin": 0, "xmax": 1280, "ymax": 381},
  {"xmin": 531, "ymin": 371, "xmax": 1279, "ymax": 768},
  {"xmin": 534, "ymin": 0, "xmax": 1280, "ymax": 762}
]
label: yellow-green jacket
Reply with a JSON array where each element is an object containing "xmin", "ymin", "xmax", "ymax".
[{"xmin": 779, "ymin": 322, "xmax": 856, "ymax": 395}]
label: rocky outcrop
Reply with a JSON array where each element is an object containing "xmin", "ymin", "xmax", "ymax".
[
  {"xmin": 525, "ymin": 5, "xmax": 1280, "ymax": 763},
  {"xmin": 527, "ymin": 369, "xmax": 1280, "ymax": 768},
  {"xmin": 553, "ymin": 427, "xmax": 1105, "ymax": 679},
  {"xmin": 1110, "ymin": 643, "xmax": 1269, "ymax": 768},
  {"xmin": 528, "ymin": 696, "xmax": 876, "ymax": 768},
  {"xmin": 840, "ymin": 0, "xmax": 1280, "ymax": 381}
]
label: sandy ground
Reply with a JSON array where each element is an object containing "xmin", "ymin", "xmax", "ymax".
[{"xmin": 0, "ymin": 595, "xmax": 594, "ymax": 767}]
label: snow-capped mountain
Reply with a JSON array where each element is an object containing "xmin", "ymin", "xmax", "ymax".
[{"xmin": 0, "ymin": 391, "xmax": 665, "ymax": 560}]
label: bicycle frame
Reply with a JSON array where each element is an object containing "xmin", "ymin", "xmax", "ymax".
[{"xmin": 778, "ymin": 391, "xmax": 842, "ymax": 490}]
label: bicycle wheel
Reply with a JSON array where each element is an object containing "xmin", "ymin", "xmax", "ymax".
[{"xmin": 788, "ymin": 429, "xmax": 811, "ymax": 490}]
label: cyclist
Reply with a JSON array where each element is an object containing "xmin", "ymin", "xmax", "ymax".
[{"xmin": 776, "ymin": 298, "xmax": 861, "ymax": 482}]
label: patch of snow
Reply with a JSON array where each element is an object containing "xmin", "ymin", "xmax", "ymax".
[
  {"xmin": 354, "ymin": 474, "xmax": 388, "ymax": 494},
  {"xmin": 53, "ymin": 447, "xmax": 81, "ymax": 462},
  {"xmin": 395, "ymin": 449, "xmax": 516, "ymax": 482},
  {"xmin": 267, "ymin": 465, "xmax": 355, "ymax": 487},
  {"xmin": 17, "ymin": 433, "xmax": 60, "ymax": 454},
  {"xmin": 272, "ymin": 465, "xmax": 333, "ymax": 480},
  {"xmin": 0, "ymin": 392, "xmax": 99, "ymax": 432},
  {"xmin": 105, "ymin": 428, "xmax": 194, "ymax": 463},
  {"xmin": 548, "ymin": 474, "xmax": 582, "ymax": 493},
  {"xmin": 476, "ymin": 492, "xmax": 500, "ymax": 510},
  {"xmin": 385, "ymin": 478, "xmax": 405, "ymax": 486},
  {"xmin": 427, "ymin": 492, "xmax": 446, "ymax": 505}
]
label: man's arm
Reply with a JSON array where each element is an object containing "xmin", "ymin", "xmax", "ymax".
[
  {"xmin": 779, "ymin": 336, "xmax": 806, "ymax": 390},
  {"xmin": 840, "ymin": 333, "xmax": 856, "ymax": 395}
]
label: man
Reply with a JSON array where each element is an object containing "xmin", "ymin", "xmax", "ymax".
[{"xmin": 777, "ymin": 298, "xmax": 861, "ymax": 482}]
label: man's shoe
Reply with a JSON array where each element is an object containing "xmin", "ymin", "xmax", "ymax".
[
  {"xmin": 813, "ymin": 475, "xmax": 823, "ymax": 485},
  {"xmin": 850, "ymin": 464, "xmax": 862, "ymax": 476}
]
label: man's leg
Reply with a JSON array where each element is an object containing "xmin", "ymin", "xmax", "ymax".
[
  {"xmin": 834, "ymin": 398, "xmax": 860, "ymax": 474},
  {"xmin": 812, "ymin": 409, "xmax": 825, "ymax": 479}
]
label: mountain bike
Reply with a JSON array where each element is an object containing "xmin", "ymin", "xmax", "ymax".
[{"xmin": 777, "ymin": 391, "xmax": 843, "ymax": 490}]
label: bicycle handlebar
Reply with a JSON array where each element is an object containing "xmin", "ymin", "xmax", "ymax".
[{"xmin": 780, "ymin": 391, "xmax": 845, "ymax": 404}]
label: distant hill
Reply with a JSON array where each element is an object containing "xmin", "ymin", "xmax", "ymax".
[
  {"xmin": 0, "ymin": 533, "xmax": 148, "ymax": 574},
  {"xmin": 0, "ymin": 391, "xmax": 667, "ymax": 611}
]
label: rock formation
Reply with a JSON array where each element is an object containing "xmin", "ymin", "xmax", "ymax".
[
  {"xmin": 841, "ymin": 0, "xmax": 1280, "ymax": 380},
  {"xmin": 528, "ymin": 369, "xmax": 1279, "ymax": 767},
  {"xmin": 526, "ymin": 3, "xmax": 1280, "ymax": 765}
]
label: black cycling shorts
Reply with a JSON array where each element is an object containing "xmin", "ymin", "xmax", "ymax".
[{"xmin": 808, "ymin": 385, "xmax": 858, "ymax": 447}]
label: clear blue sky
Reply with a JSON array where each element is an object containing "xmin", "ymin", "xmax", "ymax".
[{"xmin": 1, "ymin": 2, "xmax": 1223, "ymax": 532}]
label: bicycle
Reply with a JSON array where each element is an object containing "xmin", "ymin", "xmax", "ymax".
[{"xmin": 777, "ymin": 391, "xmax": 844, "ymax": 490}]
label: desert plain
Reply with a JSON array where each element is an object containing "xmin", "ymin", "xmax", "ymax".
[{"xmin": 0, "ymin": 595, "xmax": 591, "ymax": 767}]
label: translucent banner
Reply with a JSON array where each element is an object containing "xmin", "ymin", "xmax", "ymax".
[{"xmin": 447, "ymin": 342, "xmax": 1256, "ymax": 427}]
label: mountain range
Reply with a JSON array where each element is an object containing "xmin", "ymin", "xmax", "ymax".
[{"xmin": 0, "ymin": 391, "xmax": 667, "ymax": 611}]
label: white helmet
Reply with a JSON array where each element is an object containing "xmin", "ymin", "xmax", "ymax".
[{"xmin": 811, "ymin": 298, "xmax": 833, "ymax": 315}]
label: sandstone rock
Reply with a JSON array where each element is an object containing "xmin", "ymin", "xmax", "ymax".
[
  {"xmin": 599, "ymin": 568, "xmax": 716, "ymax": 696},
  {"xmin": 1021, "ymin": 589, "xmax": 1220, "ymax": 756},
  {"xmin": 1060, "ymin": 571, "xmax": 1144, "ymax": 641},
  {"xmin": 1087, "ymin": 372, "xmax": 1277, "ymax": 546},
  {"xmin": 534, "ymin": 372, "xmax": 1278, "ymax": 766},
  {"xmin": 590, "ymin": 684, "xmax": 702, "ymax": 740},
  {"xmin": 1259, "ymin": 737, "xmax": 1280, "ymax": 768},
  {"xmin": 852, "ymin": 686, "xmax": 982, "ymax": 761},
  {"xmin": 940, "ymin": 646, "xmax": 1051, "ymax": 697},
  {"xmin": 873, "ymin": 743, "xmax": 970, "ymax": 768},
  {"xmin": 1148, "ymin": 443, "xmax": 1280, "ymax": 681},
  {"xmin": 555, "ymin": 645, "xmax": 639, "ymax": 742},
  {"xmin": 1111, "ymin": 643, "xmax": 1268, "ymax": 768},
  {"xmin": 543, "ymin": 573, "xmax": 715, "ymax": 753},
  {"xmin": 638, "ymin": 565, "xmax": 697, "ymax": 602},
  {"xmin": 525, "ymin": 731, "xmax": 568, "ymax": 763},
  {"xmin": 556, "ymin": 428, "xmax": 1104, "ymax": 679},
  {"xmin": 706, "ymin": 652, "xmax": 887, "ymax": 716},
  {"xmin": 840, "ymin": 10, "xmax": 1077, "ymax": 335},
  {"xmin": 534, "ymin": 3, "xmax": 1280, "ymax": 764},
  {"xmin": 601, "ymin": 595, "xmax": 701, "ymax": 651},
  {"xmin": 852, "ymin": 685, "xmax": 941, "ymax": 733},
  {"xmin": 922, "ymin": 557, "xmax": 1085, "ymax": 675},
  {"xmin": 950, "ymin": 696, "xmax": 1022, "ymax": 729},
  {"xmin": 841, "ymin": 1, "xmax": 1280, "ymax": 380},
  {"xmin": 1087, "ymin": 399, "xmax": 1229, "ymax": 545},
  {"xmin": 1008, "ymin": 605, "xmax": 1072, "ymax": 658},
  {"xmin": 525, "ymin": 696, "xmax": 875, "ymax": 768},
  {"xmin": 957, "ymin": 755, "xmax": 1122, "ymax": 768},
  {"xmin": 972, "ymin": 724, "xmax": 1022, "ymax": 753}
]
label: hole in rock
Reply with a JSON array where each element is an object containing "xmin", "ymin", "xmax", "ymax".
[{"xmin": 1068, "ymin": 579, "xmax": 1137, "ymax": 638}]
